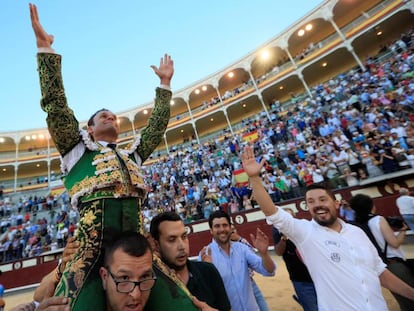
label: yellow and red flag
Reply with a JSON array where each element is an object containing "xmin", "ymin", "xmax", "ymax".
[
  {"xmin": 242, "ymin": 130, "xmax": 259, "ymax": 143},
  {"xmin": 233, "ymin": 168, "xmax": 249, "ymax": 186}
]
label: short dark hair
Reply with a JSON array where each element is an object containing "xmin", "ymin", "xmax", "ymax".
[
  {"xmin": 305, "ymin": 183, "xmax": 335, "ymax": 200},
  {"xmin": 103, "ymin": 231, "xmax": 151, "ymax": 267},
  {"xmin": 349, "ymin": 194, "xmax": 373, "ymax": 223},
  {"xmin": 150, "ymin": 212, "xmax": 182, "ymax": 241},
  {"xmin": 87, "ymin": 108, "xmax": 110, "ymax": 126},
  {"xmin": 208, "ymin": 210, "xmax": 231, "ymax": 228}
]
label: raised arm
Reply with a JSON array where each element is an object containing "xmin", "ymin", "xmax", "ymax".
[
  {"xmin": 250, "ymin": 227, "xmax": 276, "ymax": 273},
  {"xmin": 30, "ymin": 3, "xmax": 80, "ymax": 156},
  {"xmin": 241, "ymin": 145, "xmax": 278, "ymax": 216},
  {"xmin": 29, "ymin": 3, "xmax": 54, "ymax": 48},
  {"xmin": 137, "ymin": 54, "xmax": 174, "ymax": 161}
]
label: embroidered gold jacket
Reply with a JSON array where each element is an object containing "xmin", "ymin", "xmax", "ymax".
[{"xmin": 37, "ymin": 53, "xmax": 172, "ymax": 208}]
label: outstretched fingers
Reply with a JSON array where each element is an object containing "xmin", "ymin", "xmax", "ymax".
[
  {"xmin": 29, "ymin": 3, "xmax": 54, "ymax": 48},
  {"xmin": 29, "ymin": 3, "xmax": 37, "ymax": 22},
  {"xmin": 200, "ymin": 246, "xmax": 212, "ymax": 263},
  {"xmin": 243, "ymin": 145, "xmax": 254, "ymax": 159},
  {"xmin": 161, "ymin": 53, "xmax": 173, "ymax": 66}
]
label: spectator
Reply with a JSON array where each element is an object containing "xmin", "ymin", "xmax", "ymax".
[
  {"xmin": 339, "ymin": 168, "xmax": 359, "ymax": 187},
  {"xmin": 241, "ymin": 145, "xmax": 414, "ymax": 310},
  {"xmin": 360, "ymin": 150, "xmax": 384, "ymax": 177},
  {"xmin": 339, "ymin": 199, "xmax": 355, "ymax": 222},
  {"xmin": 396, "ymin": 188, "xmax": 414, "ymax": 230},
  {"xmin": 230, "ymin": 225, "xmax": 269, "ymax": 311},
  {"xmin": 147, "ymin": 212, "xmax": 231, "ymax": 310},
  {"xmin": 272, "ymin": 209, "xmax": 317, "ymax": 311},
  {"xmin": 242, "ymin": 194, "xmax": 253, "ymax": 210},
  {"xmin": 0, "ymin": 282, "xmax": 4, "ymax": 311},
  {"xmin": 350, "ymin": 194, "xmax": 414, "ymax": 311},
  {"xmin": 200, "ymin": 210, "xmax": 275, "ymax": 311}
]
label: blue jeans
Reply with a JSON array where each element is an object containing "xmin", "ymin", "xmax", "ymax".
[
  {"xmin": 292, "ymin": 281, "xmax": 318, "ymax": 311},
  {"xmin": 402, "ymin": 214, "xmax": 414, "ymax": 231},
  {"xmin": 252, "ymin": 278, "xmax": 269, "ymax": 311}
]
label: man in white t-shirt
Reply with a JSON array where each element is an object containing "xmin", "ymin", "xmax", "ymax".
[
  {"xmin": 241, "ymin": 145, "xmax": 414, "ymax": 311},
  {"xmin": 396, "ymin": 187, "xmax": 414, "ymax": 231}
]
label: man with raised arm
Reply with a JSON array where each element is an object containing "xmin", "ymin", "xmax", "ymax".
[
  {"xmin": 29, "ymin": 3, "xmax": 173, "ymax": 310},
  {"xmin": 241, "ymin": 145, "xmax": 414, "ymax": 311}
]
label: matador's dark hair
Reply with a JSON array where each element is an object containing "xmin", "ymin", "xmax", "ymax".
[{"xmin": 87, "ymin": 108, "xmax": 110, "ymax": 126}]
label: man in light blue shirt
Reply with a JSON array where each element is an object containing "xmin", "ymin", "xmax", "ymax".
[{"xmin": 200, "ymin": 210, "xmax": 276, "ymax": 311}]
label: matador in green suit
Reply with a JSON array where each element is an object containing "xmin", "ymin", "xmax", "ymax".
[{"xmin": 30, "ymin": 4, "xmax": 196, "ymax": 311}]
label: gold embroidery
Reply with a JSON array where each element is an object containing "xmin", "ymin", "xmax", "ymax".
[
  {"xmin": 153, "ymin": 255, "xmax": 193, "ymax": 298},
  {"xmin": 69, "ymin": 259, "xmax": 86, "ymax": 274},
  {"xmin": 81, "ymin": 211, "xmax": 96, "ymax": 226},
  {"xmin": 68, "ymin": 150, "xmax": 146, "ymax": 207}
]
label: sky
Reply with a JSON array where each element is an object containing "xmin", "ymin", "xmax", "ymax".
[{"xmin": 1, "ymin": 0, "xmax": 320, "ymax": 133}]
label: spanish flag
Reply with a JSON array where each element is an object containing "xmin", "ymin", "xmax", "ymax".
[
  {"xmin": 242, "ymin": 130, "xmax": 259, "ymax": 143},
  {"xmin": 233, "ymin": 168, "xmax": 249, "ymax": 186},
  {"xmin": 49, "ymin": 185, "xmax": 65, "ymax": 197}
]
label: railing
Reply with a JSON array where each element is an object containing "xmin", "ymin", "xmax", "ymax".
[{"xmin": 0, "ymin": 248, "xmax": 62, "ymax": 291}]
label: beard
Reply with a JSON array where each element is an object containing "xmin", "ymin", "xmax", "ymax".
[
  {"xmin": 313, "ymin": 207, "xmax": 337, "ymax": 227},
  {"xmin": 161, "ymin": 252, "xmax": 187, "ymax": 272},
  {"xmin": 315, "ymin": 215, "xmax": 337, "ymax": 227}
]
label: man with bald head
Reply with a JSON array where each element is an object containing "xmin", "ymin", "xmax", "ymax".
[{"xmin": 396, "ymin": 187, "xmax": 414, "ymax": 230}]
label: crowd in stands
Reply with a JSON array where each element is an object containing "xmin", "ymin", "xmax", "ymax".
[
  {"xmin": 141, "ymin": 28, "xmax": 414, "ymax": 225},
  {"xmin": 0, "ymin": 191, "xmax": 78, "ymax": 263},
  {"xmin": 0, "ymin": 28, "xmax": 413, "ymax": 263}
]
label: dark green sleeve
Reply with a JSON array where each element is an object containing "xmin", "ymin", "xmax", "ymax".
[
  {"xmin": 37, "ymin": 53, "xmax": 80, "ymax": 156},
  {"xmin": 137, "ymin": 87, "xmax": 171, "ymax": 161}
]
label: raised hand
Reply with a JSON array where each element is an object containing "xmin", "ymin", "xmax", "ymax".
[
  {"xmin": 200, "ymin": 246, "xmax": 212, "ymax": 263},
  {"xmin": 29, "ymin": 3, "xmax": 54, "ymax": 48},
  {"xmin": 250, "ymin": 228, "xmax": 269, "ymax": 255},
  {"xmin": 241, "ymin": 145, "xmax": 265, "ymax": 178},
  {"xmin": 151, "ymin": 54, "xmax": 174, "ymax": 87}
]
